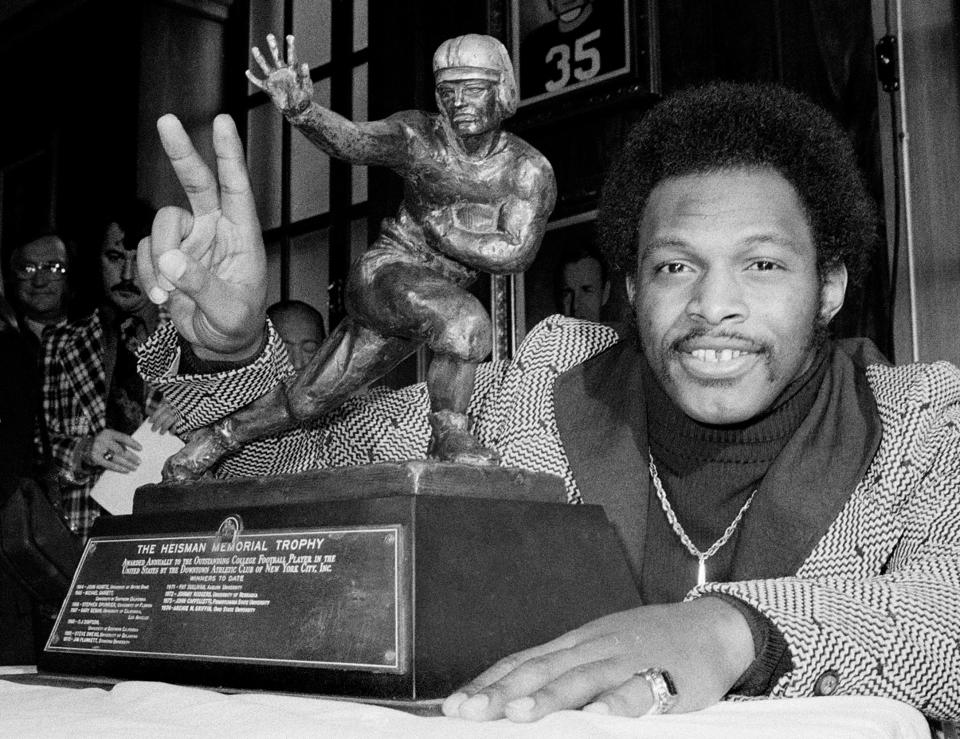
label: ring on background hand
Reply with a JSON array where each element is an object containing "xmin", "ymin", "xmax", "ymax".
[
  {"xmin": 637, "ymin": 668, "xmax": 678, "ymax": 716},
  {"xmin": 102, "ymin": 450, "xmax": 114, "ymax": 462}
]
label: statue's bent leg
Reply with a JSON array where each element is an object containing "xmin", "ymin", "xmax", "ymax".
[
  {"xmin": 163, "ymin": 318, "xmax": 418, "ymax": 482},
  {"xmin": 353, "ymin": 259, "xmax": 500, "ymax": 466}
]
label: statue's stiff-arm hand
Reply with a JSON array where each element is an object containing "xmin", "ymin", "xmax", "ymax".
[
  {"xmin": 138, "ymin": 114, "xmax": 266, "ymax": 361},
  {"xmin": 247, "ymin": 33, "xmax": 313, "ymax": 115},
  {"xmin": 247, "ymin": 34, "xmax": 405, "ymax": 167}
]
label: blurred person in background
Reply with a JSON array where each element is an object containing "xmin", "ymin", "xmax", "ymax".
[
  {"xmin": 557, "ymin": 243, "xmax": 611, "ymax": 322},
  {"xmin": 267, "ymin": 299, "xmax": 327, "ymax": 372}
]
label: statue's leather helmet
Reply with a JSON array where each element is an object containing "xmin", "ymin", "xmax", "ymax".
[{"xmin": 433, "ymin": 34, "xmax": 518, "ymax": 118}]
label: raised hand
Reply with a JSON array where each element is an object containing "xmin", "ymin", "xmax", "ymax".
[
  {"xmin": 441, "ymin": 599, "xmax": 754, "ymax": 722},
  {"xmin": 138, "ymin": 114, "xmax": 266, "ymax": 360},
  {"xmin": 246, "ymin": 34, "xmax": 313, "ymax": 115}
]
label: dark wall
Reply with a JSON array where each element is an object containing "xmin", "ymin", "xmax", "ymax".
[{"xmin": 0, "ymin": 0, "xmax": 141, "ymax": 315}]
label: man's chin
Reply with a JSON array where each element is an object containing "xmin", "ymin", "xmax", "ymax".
[
  {"xmin": 665, "ymin": 371, "xmax": 773, "ymax": 425},
  {"xmin": 680, "ymin": 399, "xmax": 764, "ymax": 425}
]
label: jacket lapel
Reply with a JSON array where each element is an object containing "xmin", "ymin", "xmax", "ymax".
[{"xmin": 553, "ymin": 339, "xmax": 650, "ymax": 583}]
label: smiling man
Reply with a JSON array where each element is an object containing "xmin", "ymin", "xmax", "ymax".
[
  {"xmin": 8, "ymin": 234, "xmax": 73, "ymax": 342},
  {"xmin": 633, "ymin": 168, "xmax": 845, "ymax": 425},
  {"xmin": 139, "ymin": 82, "xmax": 958, "ymax": 723}
]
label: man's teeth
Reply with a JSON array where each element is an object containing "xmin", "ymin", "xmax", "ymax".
[{"xmin": 691, "ymin": 349, "xmax": 748, "ymax": 362}]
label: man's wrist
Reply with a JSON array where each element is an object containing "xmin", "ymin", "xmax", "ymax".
[
  {"xmin": 179, "ymin": 328, "xmax": 268, "ymax": 374},
  {"xmin": 190, "ymin": 330, "xmax": 266, "ymax": 364},
  {"xmin": 691, "ymin": 596, "xmax": 756, "ymax": 690},
  {"xmin": 285, "ymin": 99, "xmax": 313, "ymax": 124},
  {"xmin": 75, "ymin": 436, "xmax": 95, "ymax": 470}
]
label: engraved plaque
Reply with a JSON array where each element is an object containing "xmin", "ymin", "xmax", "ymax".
[
  {"xmin": 46, "ymin": 526, "xmax": 406, "ymax": 672},
  {"xmin": 39, "ymin": 464, "xmax": 642, "ymax": 700}
]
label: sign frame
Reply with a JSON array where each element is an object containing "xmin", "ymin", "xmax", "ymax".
[{"xmin": 46, "ymin": 525, "xmax": 408, "ymax": 673}]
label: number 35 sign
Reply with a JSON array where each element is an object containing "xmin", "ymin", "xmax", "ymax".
[{"xmin": 512, "ymin": 0, "xmax": 634, "ymax": 107}]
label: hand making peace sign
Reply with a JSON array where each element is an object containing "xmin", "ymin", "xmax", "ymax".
[{"xmin": 137, "ymin": 114, "xmax": 267, "ymax": 361}]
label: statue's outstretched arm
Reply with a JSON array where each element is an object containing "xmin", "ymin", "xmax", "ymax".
[
  {"xmin": 424, "ymin": 157, "xmax": 557, "ymax": 274},
  {"xmin": 247, "ymin": 34, "xmax": 406, "ymax": 167}
]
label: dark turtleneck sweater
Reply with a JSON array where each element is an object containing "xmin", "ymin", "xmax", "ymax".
[{"xmin": 641, "ymin": 347, "xmax": 829, "ymax": 604}]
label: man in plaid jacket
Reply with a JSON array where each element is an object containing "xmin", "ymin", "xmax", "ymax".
[
  {"xmin": 137, "ymin": 84, "xmax": 959, "ymax": 723},
  {"xmin": 42, "ymin": 204, "xmax": 177, "ymax": 541}
]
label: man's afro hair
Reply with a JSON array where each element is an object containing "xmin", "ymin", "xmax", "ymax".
[{"xmin": 597, "ymin": 82, "xmax": 878, "ymax": 287}]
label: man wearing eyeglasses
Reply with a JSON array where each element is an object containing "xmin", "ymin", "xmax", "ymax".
[{"xmin": 8, "ymin": 233, "xmax": 73, "ymax": 344}]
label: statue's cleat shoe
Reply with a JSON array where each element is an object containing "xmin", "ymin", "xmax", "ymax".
[{"xmin": 427, "ymin": 410, "xmax": 501, "ymax": 467}]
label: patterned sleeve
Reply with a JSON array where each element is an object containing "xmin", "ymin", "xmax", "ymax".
[
  {"xmin": 40, "ymin": 328, "xmax": 90, "ymax": 484},
  {"xmin": 136, "ymin": 321, "xmax": 512, "ymax": 479},
  {"xmin": 694, "ymin": 361, "xmax": 960, "ymax": 722},
  {"xmin": 138, "ymin": 321, "xmax": 297, "ymax": 432}
]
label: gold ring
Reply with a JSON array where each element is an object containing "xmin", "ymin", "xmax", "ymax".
[{"xmin": 103, "ymin": 450, "xmax": 114, "ymax": 462}]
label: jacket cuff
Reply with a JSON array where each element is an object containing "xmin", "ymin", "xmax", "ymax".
[
  {"xmin": 62, "ymin": 436, "xmax": 95, "ymax": 484},
  {"xmin": 137, "ymin": 321, "xmax": 292, "ymax": 432},
  {"xmin": 177, "ymin": 329, "xmax": 270, "ymax": 375},
  {"xmin": 706, "ymin": 593, "xmax": 793, "ymax": 695}
]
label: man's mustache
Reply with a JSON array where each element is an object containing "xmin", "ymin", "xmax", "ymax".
[{"xmin": 112, "ymin": 280, "xmax": 142, "ymax": 295}]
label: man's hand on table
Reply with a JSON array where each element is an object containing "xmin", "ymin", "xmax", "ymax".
[
  {"xmin": 137, "ymin": 114, "xmax": 267, "ymax": 363},
  {"xmin": 442, "ymin": 597, "xmax": 754, "ymax": 722}
]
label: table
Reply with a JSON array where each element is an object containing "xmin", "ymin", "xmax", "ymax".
[{"xmin": 0, "ymin": 666, "xmax": 931, "ymax": 738}]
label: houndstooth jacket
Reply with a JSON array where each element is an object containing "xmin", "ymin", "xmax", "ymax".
[
  {"xmin": 140, "ymin": 315, "xmax": 960, "ymax": 721},
  {"xmin": 42, "ymin": 309, "xmax": 162, "ymax": 540}
]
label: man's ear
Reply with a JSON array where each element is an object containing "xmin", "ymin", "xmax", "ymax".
[
  {"xmin": 819, "ymin": 263, "xmax": 848, "ymax": 323},
  {"xmin": 601, "ymin": 280, "xmax": 612, "ymax": 307}
]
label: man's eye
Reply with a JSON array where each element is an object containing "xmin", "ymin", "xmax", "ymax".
[
  {"xmin": 749, "ymin": 260, "xmax": 780, "ymax": 271},
  {"xmin": 658, "ymin": 262, "xmax": 689, "ymax": 274}
]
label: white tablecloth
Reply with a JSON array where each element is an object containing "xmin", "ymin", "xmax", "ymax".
[{"xmin": 0, "ymin": 668, "xmax": 930, "ymax": 738}]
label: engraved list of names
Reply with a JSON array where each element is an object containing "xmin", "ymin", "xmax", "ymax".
[{"xmin": 47, "ymin": 527, "xmax": 405, "ymax": 671}]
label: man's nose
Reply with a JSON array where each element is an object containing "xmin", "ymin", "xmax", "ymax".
[
  {"xmin": 289, "ymin": 347, "xmax": 305, "ymax": 371},
  {"xmin": 686, "ymin": 269, "xmax": 748, "ymax": 324},
  {"xmin": 121, "ymin": 253, "xmax": 137, "ymax": 280},
  {"xmin": 31, "ymin": 270, "xmax": 50, "ymax": 286}
]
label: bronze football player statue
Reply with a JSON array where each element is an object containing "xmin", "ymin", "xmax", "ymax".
[{"xmin": 161, "ymin": 33, "xmax": 556, "ymax": 480}]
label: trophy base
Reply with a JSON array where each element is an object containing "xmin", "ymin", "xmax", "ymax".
[{"xmin": 40, "ymin": 462, "xmax": 641, "ymax": 700}]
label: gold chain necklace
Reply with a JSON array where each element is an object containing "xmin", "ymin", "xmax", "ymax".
[{"xmin": 647, "ymin": 452, "xmax": 757, "ymax": 586}]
